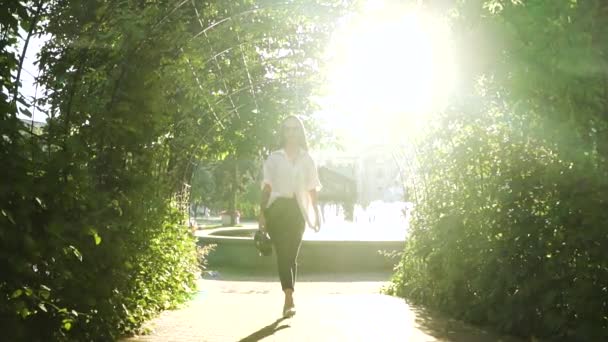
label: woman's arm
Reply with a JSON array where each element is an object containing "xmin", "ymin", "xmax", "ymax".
[
  {"xmin": 309, "ymin": 189, "xmax": 321, "ymax": 231},
  {"xmin": 259, "ymin": 155, "xmax": 273, "ymax": 231},
  {"xmin": 260, "ymin": 184, "xmax": 271, "ymax": 213},
  {"xmin": 259, "ymin": 184, "xmax": 271, "ymax": 231},
  {"xmin": 306, "ymin": 155, "xmax": 322, "ymax": 231}
]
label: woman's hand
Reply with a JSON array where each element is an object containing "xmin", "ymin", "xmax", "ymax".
[
  {"xmin": 310, "ymin": 190, "xmax": 321, "ymax": 232},
  {"xmin": 313, "ymin": 207, "xmax": 321, "ymax": 232},
  {"xmin": 258, "ymin": 213, "xmax": 267, "ymax": 232}
]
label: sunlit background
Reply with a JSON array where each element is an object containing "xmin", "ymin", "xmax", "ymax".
[
  {"xmin": 305, "ymin": 1, "xmax": 458, "ymax": 239},
  {"xmin": 316, "ymin": 1, "xmax": 457, "ymax": 149}
]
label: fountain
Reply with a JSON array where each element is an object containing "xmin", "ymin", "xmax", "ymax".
[{"xmin": 196, "ymin": 201, "xmax": 410, "ymax": 272}]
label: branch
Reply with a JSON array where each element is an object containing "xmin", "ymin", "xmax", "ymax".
[{"xmin": 13, "ymin": 0, "xmax": 44, "ymax": 106}]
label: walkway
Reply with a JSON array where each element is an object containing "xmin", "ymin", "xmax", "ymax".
[{"xmin": 123, "ymin": 270, "xmax": 521, "ymax": 342}]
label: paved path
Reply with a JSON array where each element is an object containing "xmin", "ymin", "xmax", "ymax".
[{"xmin": 123, "ymin": 270, "xmax": 521, "ymax": 342}]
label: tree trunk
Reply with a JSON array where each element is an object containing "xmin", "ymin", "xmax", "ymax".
[{"xmin": 229, "ymin": 160, "xmax": 239, "ymax": 225}]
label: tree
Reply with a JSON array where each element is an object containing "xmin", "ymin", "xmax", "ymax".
[
  {"xmin": 191, "ymin": 157, "xmax": 259, "ymax": 224},
  {"xmin": 190, "ymin": 164, "xmax": 215, "ymax": 213}
]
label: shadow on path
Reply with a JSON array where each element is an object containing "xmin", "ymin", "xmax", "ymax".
[
  {"xmin": 238, "ymin": 318, "xmax": 290, "ymax": 342},
  {"xmin": 411, "ymin": 306, "xmax": 523, "ymax": 342}
]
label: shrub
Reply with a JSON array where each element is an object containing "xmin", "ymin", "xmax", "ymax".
[
  {"xmin": 389, "ymin": 1, "xmax": 608, "ymax": 339},
  {"xmin": 1, "ymin": 0, "xmax": 350, "ymax": 339},
  {"xmin": 1, "ymin": 167, "xmax": 200, "ymax": 341},
  {"xmin": 387, "ymin": 103, "xmax": 608, "ymax": 340}
]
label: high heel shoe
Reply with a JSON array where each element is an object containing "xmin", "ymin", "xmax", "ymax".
[{"xmin": 283, "ymin": 305, "xmax": 296, "ymax": 318}]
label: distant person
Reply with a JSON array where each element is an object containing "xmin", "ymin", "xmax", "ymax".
[{"xmin": 259, "ymin": 115, "xmax": 322, "ymax": 318}]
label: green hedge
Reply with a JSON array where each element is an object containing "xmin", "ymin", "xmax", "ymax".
[
  {"xmin": 388, "ymin": 1, "xmax": 608, "ymax": 340},
  {"xmin": 1, "ymin": 1, "xmax": 201, "ymax": 339},
  {"xmin": 387, "ymin": 104, "xmax": 608, "ymax": 340},
  {"xmin": 0, "ymin": 145, "xmax": 200, "ymax": 341},
  {"xmin": 2, "ymin": 0, "xmax": 348, "ymax": 339}
]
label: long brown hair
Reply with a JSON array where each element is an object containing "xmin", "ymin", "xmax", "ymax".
[{"xmin": 279, "ymin": 115, "xmax": 309, "ymax": 151}]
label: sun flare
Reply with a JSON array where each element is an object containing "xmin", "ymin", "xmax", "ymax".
[{"xmin": 318, "ymin": 3, "xmax": 457, "ymax": 146}]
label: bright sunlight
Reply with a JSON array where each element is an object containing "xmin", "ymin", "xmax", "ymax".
[{"xmin": 317, "ymin": 2, "xmax": 457, "ymax": 147}]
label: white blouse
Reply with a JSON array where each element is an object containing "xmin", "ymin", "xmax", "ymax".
[{"xmin": 262, "ymin": 149, "xmax": 322, "ymax": 228}]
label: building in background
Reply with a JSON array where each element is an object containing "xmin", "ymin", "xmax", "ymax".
[{"xmin": 314, "ymin": 144, "xmax": 405, "ymax": 207}]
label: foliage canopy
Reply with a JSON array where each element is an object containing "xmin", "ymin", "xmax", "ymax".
[{"xmin": 1, "ymin": 0, "xmax": 350, "ymax": 339}]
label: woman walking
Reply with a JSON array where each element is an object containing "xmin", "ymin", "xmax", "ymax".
[{"xmin": 259, "ymin": 115, "xmax": 322, "ymax": 318}]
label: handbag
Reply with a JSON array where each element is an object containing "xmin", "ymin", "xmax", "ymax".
[{"xmin": 254, "ymin": 230, "xmax": 272, "ymax": 256}]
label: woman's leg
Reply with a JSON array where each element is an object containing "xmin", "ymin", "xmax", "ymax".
[
  {"xmin": 283, "ymin": 221, "xmax": 305, "ymax": 291},
  {"xmin": 269, "ymin": 227, "xmax": 294, "ymax": 291},
  {"xmin": 283, "ymin": 228, "xmax": 303, "ymax": 315},
  {"xmin": 268, "ymin": 224, "xmax": 304, "ymax": 290},
  {"xmin": 282, "ymin": 201, "xmax": 305, "ymax": 315},
  {"xmin": 267, "ymin": 200, "xmax": 304, "ymax": 290},
  {"xmin": 266, "ymin": 199, "xmax": 305, "ymax": 314}
]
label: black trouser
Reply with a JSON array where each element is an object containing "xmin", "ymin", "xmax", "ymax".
[{"xmin": 264, "ymin": 197, "xmax": 305, "ymax": 291}]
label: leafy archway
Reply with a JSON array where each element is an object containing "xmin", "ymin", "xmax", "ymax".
[{"xmin": 1, "ymin": 0, "xmax": 352, "ymax": 340}]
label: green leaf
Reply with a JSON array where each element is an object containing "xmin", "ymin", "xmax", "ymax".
[
  {"xmin": 19, "ymin": 19, "xmax": 31, "ymax": 33},
  {"xmin": 11, "ymin": 289, "xmax": 23, "ymax": 299},
  {"xmin": 67, "ymin": 245, "xmax": 83, "ymax": 262},
  {"xmin": 16, "ymin": 97, "xmax": 28, "ymax": 106},
  {"xmin": 40, "ymin": 289, "xmax": 50, "ymax": 300},
  {"xmin": 19, "ymin": 106, "xmax": 32, "ymax": 117},
  {"xmin": 34, "ymin": 197, "xmax": 45, "ymax": 208},
  {"xmin": 62, "ymin": 321, "xmax": 72, "ymax": 331},
  {"xmin": 1, "ymin": 209, "xmax": 16, "ymax": 225},
  {"xmin": 19, "ymin": 307, "xmax": 31, "ymax": 319},
  {"xmin": 88, "ymin": 228, "xmax": 102, "ymax": 245}
]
